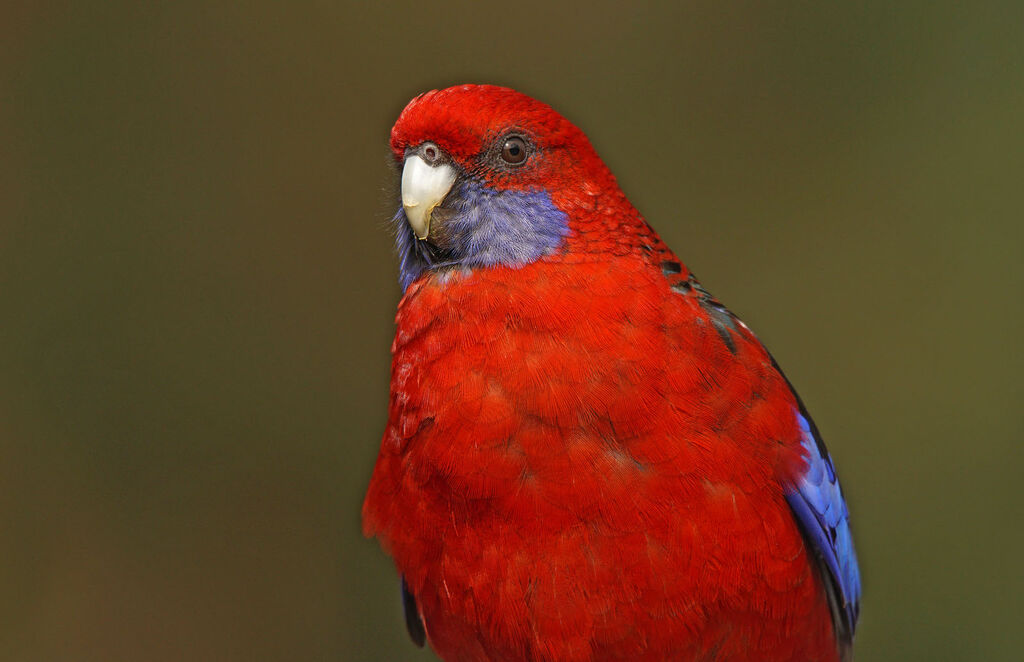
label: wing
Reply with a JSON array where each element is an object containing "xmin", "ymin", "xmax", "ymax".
[
  {"xmin": 785, "ymin": 405, "xmax": 861, "ymax": 659},
  {"xmin": 658, "ymin": 265, "xmax": 861, "ymax": 651},
  {"xmin": 401, "ymin": 576, "xmax": 426, "ymax": 647}
]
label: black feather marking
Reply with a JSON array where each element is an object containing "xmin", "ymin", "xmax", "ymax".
[
  {"xmin": 671, "ymin": 281, "xmax": 692, "ymax": 294},
  {"xmin": 704, "ymin": 302, "xmax": 738, "ymax": 354},
  {"xmin": 712, "ymin": 321, "xmax": 737, "ymax": 353},
  {"xmin": 667, "ymin": 272, "xmax": 740, "ymax": 355},
  {"xmin": 401, "ymin": 577, "xmax": 426, "ymax": 647}
]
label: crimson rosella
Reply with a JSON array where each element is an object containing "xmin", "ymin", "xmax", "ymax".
[{"xmin": 363, "ymin": 85, "xmax": 861, "ymax": 662}]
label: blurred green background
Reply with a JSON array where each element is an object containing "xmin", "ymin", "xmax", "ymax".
[{"xmin": 2, "ymin": 1, "xmax": 1021, "ymax": 660}]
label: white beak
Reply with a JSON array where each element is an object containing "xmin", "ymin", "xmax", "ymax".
[{"xmin": 401, "ymin": 155, "xmax": 457, "ymax": 240}]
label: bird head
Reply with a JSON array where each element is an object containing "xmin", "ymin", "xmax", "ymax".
[{"xmin": 387, "ymin": 85, "xmax": 625, "ymax": 290}]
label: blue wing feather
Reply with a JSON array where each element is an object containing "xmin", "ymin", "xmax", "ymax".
[{"xmin": 785, "ymin": 410, "xmax": 861, "ymax": 654}]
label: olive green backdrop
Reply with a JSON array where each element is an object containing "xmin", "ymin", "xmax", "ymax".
[{"xmin": 2, "ymin": 2, "xmax": 1021, "ymax": 660}]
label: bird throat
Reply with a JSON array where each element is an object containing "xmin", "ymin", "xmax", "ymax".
[{"xmin": 394, "ymin": 180, "xmax": 569, "ymax": 292}]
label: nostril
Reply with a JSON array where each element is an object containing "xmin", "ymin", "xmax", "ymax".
[{"xmin": 422, "ymin": 143, "xmax": 439, "ymax": 163}]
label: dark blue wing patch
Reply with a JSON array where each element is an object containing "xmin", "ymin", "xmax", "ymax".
[
  {"xmin": 401, "ymin": 576, "xmax": 426, "ymax": 647},
  {"xmin": 786, "ymin": 411, "xmax": 861, "ymax": 656}
]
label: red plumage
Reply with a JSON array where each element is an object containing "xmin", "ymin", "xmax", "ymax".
[{"xmin": 364, "ymin": 86, "xmax": 843, "ymax": 661}]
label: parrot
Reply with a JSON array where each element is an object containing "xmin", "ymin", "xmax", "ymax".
[{"xmin": 362, "ymin": 84, "xmax": 861, "ymax": 662}]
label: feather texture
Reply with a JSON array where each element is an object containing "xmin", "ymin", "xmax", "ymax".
[
  {"xmin": 786, "ymin": 412, "xmax": 861, "ymax": 659},
  {"xmin": 363, "ymin": 85, "xmax": 860, "ymax": 662}
]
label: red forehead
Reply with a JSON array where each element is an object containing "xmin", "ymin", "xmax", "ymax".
[{"xmin": 389, "ymin": 85, "xmax": 581, "ymax": 163}]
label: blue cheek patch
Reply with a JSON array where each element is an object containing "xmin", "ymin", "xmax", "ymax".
[
  {"xmin": 786, "ymin": 411, "xmax": 861, "ymax": 649},
  {"xmin": 393, "ymin": 180, "xmax": 569, "ymax": 291},
  {"xmin": 394, "ymin": 207, "xmax": 427, "ymax": 292}
]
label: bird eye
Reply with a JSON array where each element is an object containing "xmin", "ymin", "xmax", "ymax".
[
  {"xmin": 418, "ymin": 141, "xmax": 442, "ymax": 165},
  {"xmin": 500, "ymin": 136, "xmax": 528, "ymax": 165}
]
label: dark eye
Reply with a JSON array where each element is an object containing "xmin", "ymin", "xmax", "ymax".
[{"xmin": 500, "ymin": 136, "xmax": 528, "ymax": 165}]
